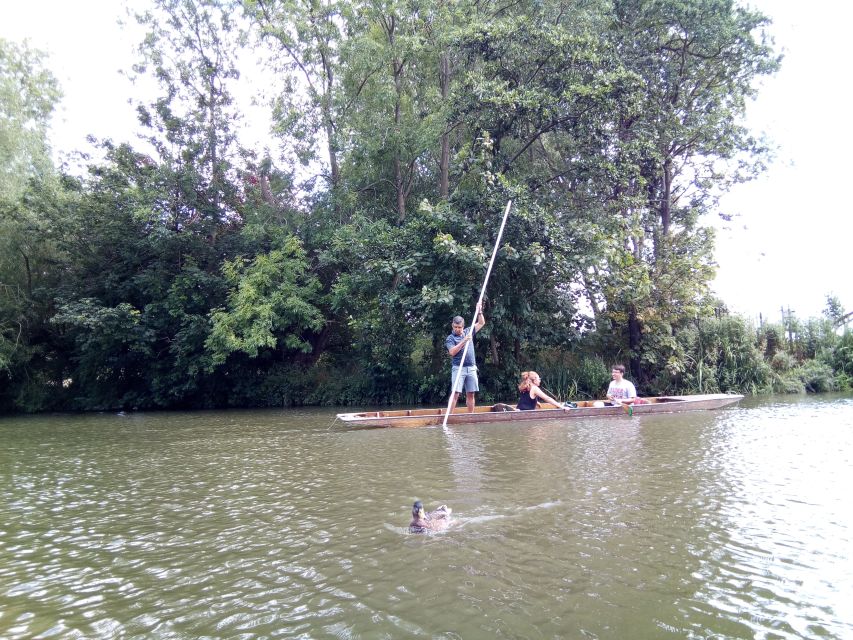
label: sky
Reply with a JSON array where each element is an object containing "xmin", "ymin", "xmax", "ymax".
[
  {"xmin": 712, "ymin": 0, "xmax": 853, "ymax": 323},
  {"xmin": 2, "ymin": 0, "xmax": 851, "ymax": 323}
]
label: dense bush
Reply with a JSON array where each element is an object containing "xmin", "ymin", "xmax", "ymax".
[
  {"xmin": 670, "ymin": 316, "xmax": 773, "ymax": 395},
  {"xmin": 794, "ymin": 361, "xmax": 836, "ymax": 393}
]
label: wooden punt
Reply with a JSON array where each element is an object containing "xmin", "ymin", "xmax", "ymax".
[{"xmin": 336, "ymin": 393, "xmax": 744, "ymax": 428}]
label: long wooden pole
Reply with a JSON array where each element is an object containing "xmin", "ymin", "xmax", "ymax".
[{"xmin": 442, "ymin": 199, "xmax": 513, "ymax": 428}]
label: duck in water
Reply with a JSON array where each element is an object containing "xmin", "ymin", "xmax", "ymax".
[{"xmin": 409, "ymin": 500, "xmax": 452, "ymax": 533}]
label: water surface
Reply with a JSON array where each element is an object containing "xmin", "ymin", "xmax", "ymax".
[{"xmin": 2, "ymin": 395, "xmax": 852, "ymax": 638}]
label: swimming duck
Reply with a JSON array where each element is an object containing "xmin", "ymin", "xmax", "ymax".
[{"xmin": 409, "ymin": 500, "xmax": 452, "ymax": 533}]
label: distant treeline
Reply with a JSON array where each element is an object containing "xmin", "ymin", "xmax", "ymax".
[{"xmin": 1, "ymin": 1, "xmax": 850, "ymax": 413}]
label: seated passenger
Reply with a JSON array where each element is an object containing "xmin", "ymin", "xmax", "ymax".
[
  {"xmin": 606, "ymin": 364, "xmax": 645, "ymax": 405},
  {"xmin": 409, "ymin": 501, "xmax": 452, "ymax": 533},
  {"xmin": 516, "ymin": 371, "xmax": 565, "ymax": 410}
]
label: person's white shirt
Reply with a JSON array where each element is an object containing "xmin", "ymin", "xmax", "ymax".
[
  {"xmin": 607, "ymin": 378, "xmax": 636, "ymax": 400},
  {"xmin": 606, "ymin": 367, "xmax": 637, "ymax": 404}
]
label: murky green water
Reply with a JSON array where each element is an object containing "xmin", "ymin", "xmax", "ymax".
[{"xmin": 1, "ymin": 395, "xmax": 852, "ymax": 638}]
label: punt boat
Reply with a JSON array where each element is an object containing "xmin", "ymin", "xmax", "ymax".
[{"xmin": 336, "ymin": 393, "xmax": 744, "ymax": 428}]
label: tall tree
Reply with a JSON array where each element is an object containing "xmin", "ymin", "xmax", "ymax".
[
  {"xmin": 0, "ymin": 38, "xmax": 63, "ymax": 409},
  {"xmin": 340, "ymin": 0, "xmax": 453, "ymax": 222},
  {"xmin": 245, "ymin": 0, "xmax": 349, "ymax": 198},
  {"xmin": 824, "ymin": 294, "xmax": 850, "ymax": 330},
  {"xmin": 592, "ymin": 0, "xmax": 780, "ymax": 381},
  {"xmin": 132, "ymin": 0, "xmax": 244, "ymax": 229},
  {"xmin": 0, "ymin": 38, "xmax": 60, "ymax": 201}
]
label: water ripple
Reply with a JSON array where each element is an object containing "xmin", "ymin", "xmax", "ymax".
[{"xmin": 1, "ymin": 399, "xmax": 852, "ymax": 637}]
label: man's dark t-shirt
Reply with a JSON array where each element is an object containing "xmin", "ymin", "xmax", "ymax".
[{"xmin": 446, "ymin": 328, "xmax": 477, "ymax": 367}]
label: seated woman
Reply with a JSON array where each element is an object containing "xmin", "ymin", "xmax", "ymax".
[
  {"xmin": 409, "ymin": 500, "xmax": 452, "ymax": 533},
  {"xmin": 516, "ymin": 371, "xmax": 565, "ymax": 410}
]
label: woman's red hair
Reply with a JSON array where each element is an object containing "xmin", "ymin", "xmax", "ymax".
[{"xmin": 518, "ymin": 371, "xmax": 538, "ymax": 392}]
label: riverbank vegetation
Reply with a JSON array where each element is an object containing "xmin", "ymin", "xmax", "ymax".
[{"xmin": 1, "ymin": 0, "xmax": 850, "ymax": 413}]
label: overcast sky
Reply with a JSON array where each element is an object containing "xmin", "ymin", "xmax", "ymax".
[
  {"xmin": 713, "ymin": 0, "xmax": 853, "ymax": 322},
  {"xmin": 3, "ymin": 0, "xmax": 851, "ymax": 322}
]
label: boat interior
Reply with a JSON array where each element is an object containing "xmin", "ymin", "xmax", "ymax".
[{"xmin": 355, "ymin": 396, "xmax": 687, "ymax": 419}]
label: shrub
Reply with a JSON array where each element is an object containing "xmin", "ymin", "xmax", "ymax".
[
  {"xmin": 770, "ymin": 351, "xmax": 797, "ymax": 373},
  {"xmin": 795, "ymin": 361, "xmax": 836, "ymax": 393},
  {"xmin": 536, "ymin": 353, "xmax": 609, "ymax": 401},
  {"xmin": 822, "ymin": 331, "xmax": 853, "ymax": 377},
  {"xmin": 834, "ymin": 372, "xmax": 852, "ymax": 391},
  {"xmin": 759, "ymin": 324, "xmax": 785, "ymax": 360},
  {"xmin": 771, "ymin": 374, "xmax": 805, "ymax": 394},
  {"xmin": 675, "ymin": 316, "xmax": 772, "ymax": 394}
]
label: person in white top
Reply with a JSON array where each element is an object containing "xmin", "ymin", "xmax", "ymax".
[{"xmin": 606, "ymin": 364, "xmax": 638, "ymax": 405}]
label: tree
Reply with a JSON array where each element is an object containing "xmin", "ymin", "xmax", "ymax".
[
  {"xmin": 0, "ymin": 38, "xmax": 63, "ymax": 410},
  {"xmin": 824, "ymin": 294, "xmax": 850, "ymax": 330},
  {"xmin": 0, "ymin": 38, "xmax": 60, "ymax": 201},
  {"xmin": 245, "ymin": 0, "xmax": 349, "ymax": 197},
  {"xmin": 590, "ymin": 0, "xmax": 780, "ymax": 382},
  {"xmin": 446, "ymin": 3, "xmax": 634, "ymax": 367},
  {"xmin": 131, "ymin": 0, "xmax": 244, "ymax": 229},
  {"xmin": 206, "ymin": 234, "xmax": 324, "ymax": 365},
  {"xmin": 340, "ymin": 0, "xmax": 444, "ymax": 223},
  {"xmin": 46, "ymin": 144, "xmax": 224, "ymax": 410}
]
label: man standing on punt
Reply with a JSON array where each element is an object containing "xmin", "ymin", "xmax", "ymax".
[{"xmin": 446, "ymin": 303, "xmax": 486, "ymax": 413}]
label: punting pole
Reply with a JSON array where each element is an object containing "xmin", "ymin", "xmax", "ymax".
[{"xmin": 442, "ymin": 199, "xmax": 514, "ymax": 429}]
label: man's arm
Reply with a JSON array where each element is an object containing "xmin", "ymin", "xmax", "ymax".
[
  {"xmin": 474, "ymin": 308, "xmax": 486, "ymax": 332},
  {"xmin": 446, "ymin": 333, "xmax": 471, "ymax": 357}
]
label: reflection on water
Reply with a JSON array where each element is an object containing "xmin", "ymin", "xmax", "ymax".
[
  {"xmin": 1, "ymin": 396, "xmax": 852, "ymax": 638},
  {"xmin": 443, "ymin": 425, "xmax": 485, "ymax": 505},
  {"xmin": 694, "ymin": 401, "xmax": 853, "ymax": 639}
]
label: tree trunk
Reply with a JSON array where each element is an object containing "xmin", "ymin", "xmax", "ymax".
[
  {"xmin": 21, "ymin": 250, "xmax": 32, "ymax": 299},
  {"xmin": 323, "ymin": 89, "xmax": 339, "ymax": 189},
  {"xmin": 490, "ymin": 333, "xmax": 499, "ymax": 366},
  {"xmin": 207, "ymin": 70, "xmax": 219, "ymax": 212},
  {"xmin": 582, "ymin": 274, "xmax": 601, "ymax": 319},
  {"xmin": 390, "ymin": 21, "xmax": 407, "ymax": 224},
  {"xmin": 628, "ymin": 303, "xmax": 642, "ymax": 381},
  {"xmin": 661, "ymin": 160, "xmax": 672, "ymax": 236}
]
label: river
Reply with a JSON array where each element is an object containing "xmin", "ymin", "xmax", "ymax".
[{"xmin": 1, "ymin": 394, "xmax": 851, "ymax": 638}]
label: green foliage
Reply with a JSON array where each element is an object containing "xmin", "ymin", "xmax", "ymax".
[
  {"xmin": 823, "ymin": 295, "xmax": 851, "ymax": 336},
  {"xmin": 145, "ymin": 262, "xmax": 228, "ymax": 405},
  {"xmin": 771, "ymin": 374, "xmax": 805, "ymax": 395},
  {"xmin": 4, "ymin": 0, "xmax": 851, "ymax": 413},
  {"xmin": 0, "ymin": 38, "xmax": 61, "ymax": 200},
  {"xmin": 538, "ymin": 353, "xmax": 611, "ymax": 400},
  {"xmin": 0, "ymin": 39, "xmax": 65, "ymax": 411},
  {"xmin": 672, "ymin": 316, "xmax": 772, "ymax": 395},
  {"xmin": 759, "ymin": 323, "xmax": 785, "ymax": 360},
  {"xmin": 245, "ymin": 0, "xmax": 349, "ymax": 192},
  {"xmin": 822, "ymin": 330, "xmax": 853, "ymax": 384},
  {"xmin": 584, "ymin": 0, "xmax": 779, "ymax": 377},
  {"xmin": 51, "ymin": 299, "xmax": 155, "ymax": 409},
  {"xmin": 770, "ymin": 351, "xmax": 796, "ymax": 373},
  {"xmin": 793, "ymin": 360, "xmax": 836, "ymax": 394},
  {"xmin": 207, "ymin": 235, "xmax": 324, "ymax": 366}
]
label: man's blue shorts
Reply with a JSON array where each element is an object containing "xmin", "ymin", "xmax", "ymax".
[{"xmin": 451, "ymin": 365, "xmax": 479, "ymax": 394}]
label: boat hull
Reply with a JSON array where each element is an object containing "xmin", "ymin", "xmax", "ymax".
[{"xmin": 336, "ymin": 393, "xmax": 744, "ymax": 428}]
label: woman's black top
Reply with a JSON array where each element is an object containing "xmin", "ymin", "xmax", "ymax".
[{"xmin": 517, "ymin": 389, "xmax": 538, "ymax": 411}]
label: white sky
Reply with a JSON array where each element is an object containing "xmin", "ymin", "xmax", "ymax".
[
  {"xmin": 2, "ymin": 0, "xmax": 851, "ymax": 323},
  {"xmin": 713, "ymin": 0, "xmax": 853, "ymax": 323}
]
